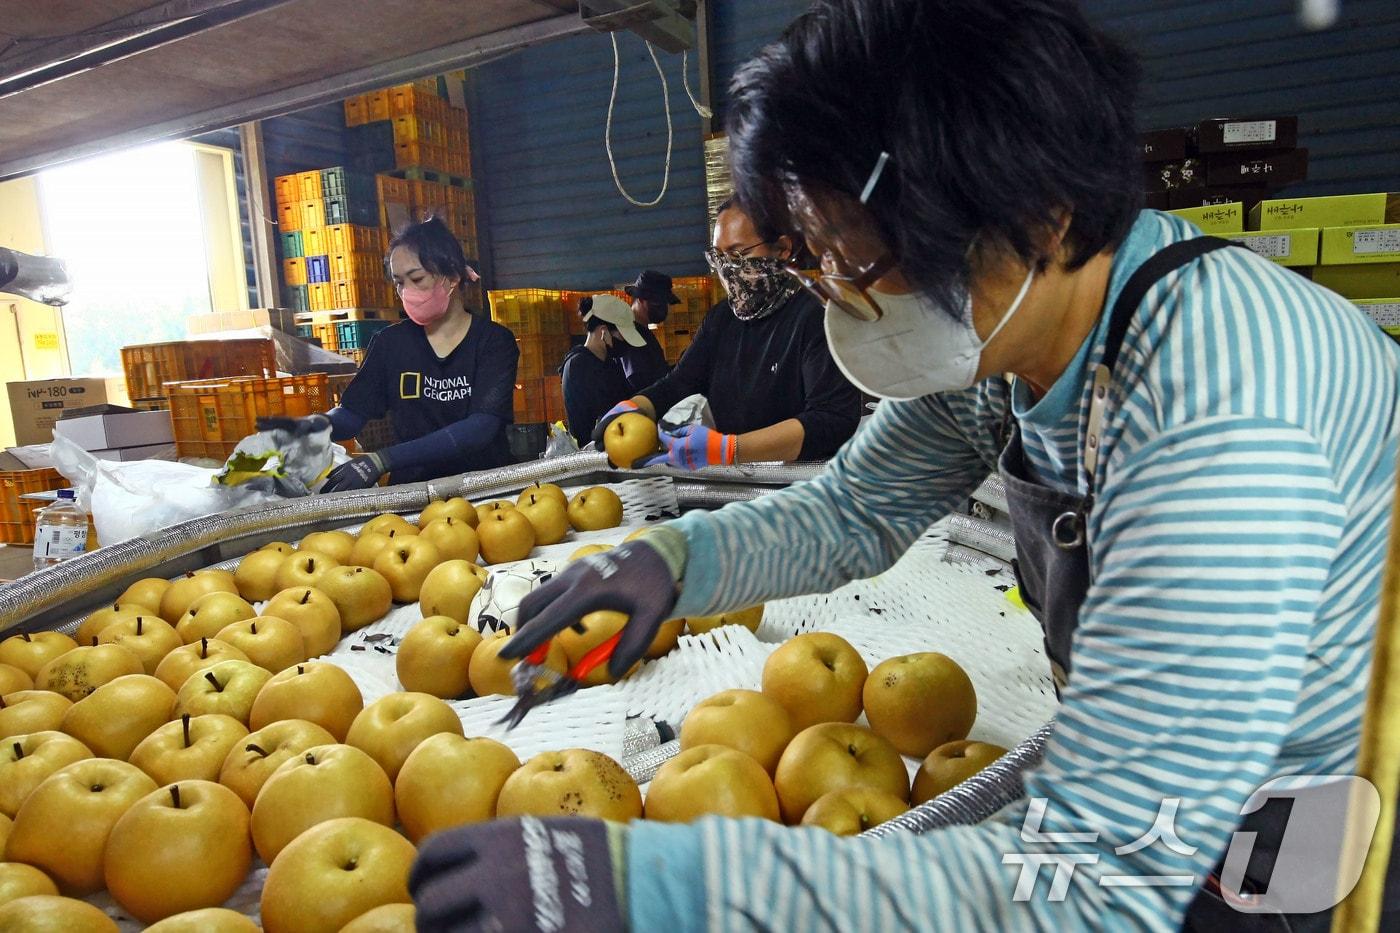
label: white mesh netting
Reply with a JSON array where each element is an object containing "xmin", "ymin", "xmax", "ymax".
[{"xmin": 101, "ymin": 475, "xmax": 1055, "ymax": 929}]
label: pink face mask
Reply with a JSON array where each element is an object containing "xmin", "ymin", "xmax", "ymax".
[{"xmin": 400, "ymin": 278, "xmax": 456, "ymax": 325}]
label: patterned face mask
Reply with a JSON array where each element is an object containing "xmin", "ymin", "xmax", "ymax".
[{"xmin": 706, "ymin": 250, "xmax": 801, "ymax": 321}]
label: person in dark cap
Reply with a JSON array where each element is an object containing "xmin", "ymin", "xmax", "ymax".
[
  {"xmin": 559, "ymin": 294, "xmax": 667, "ymax": 446},
  {"xmin": 625, "ymin": 269, "xmax": 679, "ymax": 328}
]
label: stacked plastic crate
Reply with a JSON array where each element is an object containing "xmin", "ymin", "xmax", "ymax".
[
  {"xmin": 343, "ymin": 75, "xmax": 479, "ymax": 303},
  {"xmin": 487, "ymin": 289, "xmax": 572, "ymax": 425}
]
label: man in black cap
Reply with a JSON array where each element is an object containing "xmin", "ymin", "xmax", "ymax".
[{"xmin": 625, "ymin": 269, "xmax": 679, "ymax": 330}]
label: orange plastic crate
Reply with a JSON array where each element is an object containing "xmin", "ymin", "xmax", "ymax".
[
  {"xmin": 544, "ymin": 377, "xmax": 565, "ymax": 423},
  {"xmin": 328, "ymin": 224, "xmax": 381, "ymax": 255},
  {"xmin": 1, "ymin": 468, "xmax": 69, "ymax": 545},
  {"xmin": 274, "ymin": 174, "xmax": 300, "ymax": 205},
  {"xmin": 344, "ymin": 95, "xmax": 367, "ymax": 127},
  {"xmin": 515, "ymin": 334, "xmax": 570, "ymax": 381},
  {"xmin": 513, "ymin": 379, "xmax": 546, "ymax": 423},
  {"xmin": 368, "ymin": 90, "xmax": 392, "ymax": 121},
  {"xmin": 121, "ymin": 338, "xmax": 277, "ymax": 402},
  {"xmin": 166, "ymin": 374, "xmax": 330, "ymax": 461},
  {"xmin": 282, "ymin": 257, "xmax": 307, "ymax": 287},
  {"xmin": 277, "ymin": 201, "xmax": 301, "ymax": 232}
]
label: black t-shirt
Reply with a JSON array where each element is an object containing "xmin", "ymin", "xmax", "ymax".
[
  {"xmin": 559, "ymin": 329, "xmax": 669, "ymax": 445},
  {"xmin": 640, "ymin": 290, "xmax": 862, "ymax": 460},
  {"xmin": 339, "ymin": 317, "xmax": 517, "ymax": 481}
]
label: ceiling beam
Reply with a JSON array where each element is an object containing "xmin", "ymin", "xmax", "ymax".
[
  {"xmin": 0, "ymin": 13, "xmax": 591, "ymax": 180},
  {"xmin": 0, "ymin": 0, "xmax": 295, "ymax": 97}
]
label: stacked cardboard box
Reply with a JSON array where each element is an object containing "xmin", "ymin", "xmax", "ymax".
[
  {"xmin": 1143, "ymin": 116, "xmax": 1306, "ymax": 213},
  {"xmin": 1168, "ymin": 192, "xmax": 1400, "ymax": 339}
]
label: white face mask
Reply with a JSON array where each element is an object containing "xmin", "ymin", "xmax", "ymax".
[{"xmin": 823, "ymin": 267, "xmax": 1035, "ymax": 400}]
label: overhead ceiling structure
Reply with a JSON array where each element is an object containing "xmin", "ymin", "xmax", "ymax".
[{"xmin": 0, "ymin": 0, "xmax": 597, "ymax": 179}]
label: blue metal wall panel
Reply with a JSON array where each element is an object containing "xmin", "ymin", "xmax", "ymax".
[
  {"xmin": 471, "ymin": 28, "xmax": 710, "ymax": 290},
  {"xmin": 1083, "ymin": 0, "xmax": 1400, "ymax": 194},
  {"xmin": 710, "ymin": 0, "xmax": 811, "ymax": 126}
]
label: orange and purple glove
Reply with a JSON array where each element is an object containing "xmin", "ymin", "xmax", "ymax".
[
  {"xmin": 590, "ymin": 399, "xmax": 639, "ymax": 449},
  {"xmin": 638, "ymin": 424, "xmax": 737, "ymax": 470}
]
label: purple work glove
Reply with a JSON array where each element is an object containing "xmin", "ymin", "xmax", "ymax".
[
  {"xmin": 412, "ymin": 816, "xmax": 626, "ymax": 932},
  {"xmin": 590, "ymin": 399, "xmax": 640, "ymax": 448},
  {"xmin": 638, "ymin": 424, "xmax": 737, "ymax": 470},
  {"xmin": 501, "ymin": 541, "xmax": 677, "ymax": 678}
]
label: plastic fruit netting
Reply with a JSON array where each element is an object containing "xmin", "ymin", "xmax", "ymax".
[{"xmin": 92, "ymin": 475, "xmax": 1056, "ymax": 929}]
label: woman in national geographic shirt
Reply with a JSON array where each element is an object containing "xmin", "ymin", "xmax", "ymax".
[{"xmin": 321, "ymin": 217, "xmax": 517, "ymax": 490}]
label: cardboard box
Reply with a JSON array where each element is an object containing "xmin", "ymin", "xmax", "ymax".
[
  {"xmin": 53, "ymin": 410, "xmax": 174, "ymax": 451},
  {"xmin": 1226, "ymin": 228, "xmax": 1319, "ymax": 267},
  {"xmin": 1140, "ymin": 128, "xmax": 1188, "ymax": 163},
  {"xmin": 1354, "ymin": 299, "xmax": 1400, "ymax": 337},
  {"xmin": 88, "ymin": 444, "xmax": 176, "ymax": 462},
  {"xmin": 1311, "ymin": 263, "xmax": 1400, "ymax": 300},
  {"xmin": 1167, "ymin": 203, "xmax": 1245, "ymax": 234},
  {"xmin": 1250, "ymin": 193, "xmax": 1399, "ymax": 232},
  {"xmin": 1168, "ymin": 186, "xmax": 1276, "ymax": 211},
  {"xmin": 1318, "ymin": 224, "xmax": 1400, "ymax": 266},
  {"xmin": 1194, "ymin": 116, "xmax": 1299, "ymax": 153},
  {"xmin": 1144, "ymin": 158, "xmax": 1204, "ymax": 193},
  {"xmin": 187, "ymin": 308, "xmax": 298, "ymax": 336},
  {"xmin": 5, "ymin": 377, "xmax": 128, "ymax": 446},
  {"xmin": 1205, "ymin": 149, "xmax": 1308, "ymax": 188}
]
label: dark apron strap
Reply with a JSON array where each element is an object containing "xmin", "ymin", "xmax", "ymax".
[{"xmin": 1100, "ymin": 236, "xmax": 1235, "ymax": 375}]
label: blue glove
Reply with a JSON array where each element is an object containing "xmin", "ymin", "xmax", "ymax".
[
  {"xmin": 321, "ymin": 453, "xmax": 384, "ymax": 492},
  {"xmin": 412, "ymin": 816, "xmax": 626, "ymax": 932},
  {"xmin": 501, "ymin": 541, "xmax": 677, "ymax": 678},
  {"xmin": 590, "ymin": 399, "xmax": 639, "ymax": 448},
  {"xmin": 638, "ymin": 424, "xmax": 737, "ymax": 470}
]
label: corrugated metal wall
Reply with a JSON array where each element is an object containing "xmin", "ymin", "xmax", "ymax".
[
  {"xmin": 469, "ymin": 31, "xmax": 709, "ymax": 290},
  {"xmin": 1083, "ymin": 0, "xmax": 1400, "ymax": 194},
  {"xmin": 469, "ymin": 0, "xmax": 812, "ymax": 290}
]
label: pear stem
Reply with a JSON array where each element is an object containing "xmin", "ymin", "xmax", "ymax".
[
  {"xmin": 199, "ymin": 638, "xmax": 209, "ymax": 659},
  {"xmin": 250, "ymin": 622, "xmax": 257, "ymax": 635},
  {"xmin": 246, "ymin": 743, "xmax": 267, "ymax": 757},
  {"xmin": 136, "ymin": 617, "xmax": 144, "ymax": 635},
  {"xmin": 297, "ymin": 665, "xmax": 304, "ymax": 675},
  {"xmin": 181, "ymin": 714, "xmax": 191, "ymax": 748},
  {"xmin": 0, "ymin": 697, "xmax": 6, "ymax": 709},
  {"xmin": 170, "ymin": 785, "xmax": 182, "ymax": 808},
  {"xmin": 204, "ymin": 671, "xmax": 223, "ymax": 692},
  {"xmin": 20, "ymin": 633, "xmax": 31, "ymax": 642},
  {"xmin": 12, "ymin": 741, "xmax": 21, "ymax": 759},
  {"xmin": 300, "ymin": 591, "xmax": 311, "ymax": 606}
]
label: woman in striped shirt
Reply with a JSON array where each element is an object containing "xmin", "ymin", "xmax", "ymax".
[{"xmin": 410, "ymin": 1, "xmax": 1400, "ymax": 930}]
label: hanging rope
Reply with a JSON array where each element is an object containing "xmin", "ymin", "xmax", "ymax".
[{"xmin": 605, "ymin": 32, "xmax": 673, "ymax": 207}]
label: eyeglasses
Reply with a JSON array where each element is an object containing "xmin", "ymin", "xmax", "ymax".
[
  {"xmin": 704, "ymin": 242, "xmax": 770, "ymax": 268},
  {"xmin": 785, "ymin": 254, "xmax": 898, "ymax": 322},
  {"xmin": 785, "ymin": 151, "xmax": 896, "ymax": 321},
  {"xmin": 789, "ymin": 152, "xmax": 896, "ymax": 323}
]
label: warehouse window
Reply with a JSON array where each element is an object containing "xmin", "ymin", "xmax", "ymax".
[{"xmin": 38, "ymin": 141, "xmax": 243, "ymax": 375}]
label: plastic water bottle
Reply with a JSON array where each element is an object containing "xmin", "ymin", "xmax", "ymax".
[{"xmin": 33, "ymin": 489, "xmax": 88, "ymax": 571}]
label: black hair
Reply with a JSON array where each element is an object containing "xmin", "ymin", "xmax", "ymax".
[
  {"xmin": 726, "ymin": 0, "xmax": 1142, "ymax": 311},
  {"xmin": 387, "ymin": 216, "xmax": 479, "ymax": 311},
  {"xmin": 715, "ymin": 194, "xmax": 811, "ymax": 266}
]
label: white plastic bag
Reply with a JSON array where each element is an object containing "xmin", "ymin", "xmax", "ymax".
[{"xmin": 50, "ymin": 435, "xmax": 282, "ymax": 545}]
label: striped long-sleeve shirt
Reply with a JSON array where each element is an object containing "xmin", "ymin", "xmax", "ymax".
[{"xmin": 624, "ymin": 211, "xmax": 1400, "ymax": 930}]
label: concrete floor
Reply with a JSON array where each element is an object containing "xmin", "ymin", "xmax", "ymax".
[{"xmin": 0, "ymin": 544, "xmax": 36, "ymax": 585}]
